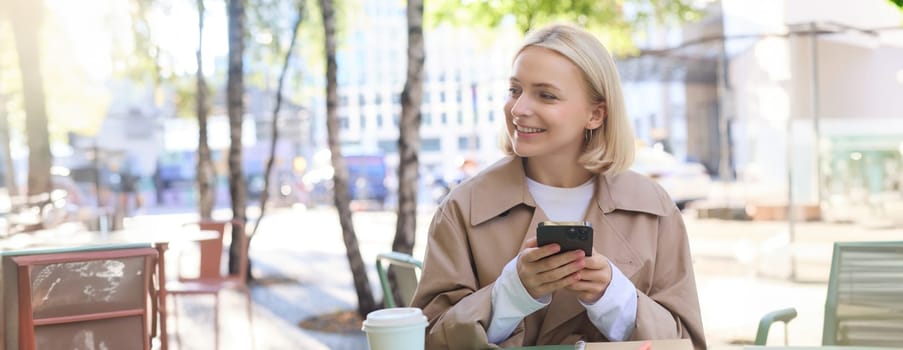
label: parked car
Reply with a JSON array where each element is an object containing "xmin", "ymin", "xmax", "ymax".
[
  {"xmin": 302, "ymin": 153, "xmax": 389, "ymax": 209},
  {"xmin": 632, "ymin": 146, "xmax": 712, "ymax": 210}
]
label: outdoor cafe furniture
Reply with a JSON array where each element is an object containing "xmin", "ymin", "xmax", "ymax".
[
  {"xmin": 375, "ymin": 251, "xmax": 422, "ymax": 308},
  {"xmin": 506, "ymin": 339, "xmax": 693, "ymax": 350},
  {"xmin": 0, "ymin": 225, "xmax": 220, "ymax": 350},
  {"xmin": 755, "ymin": 241, "xmax": 903, "ymax": 346},
  {"xmin": 504, "ymin": 345, "xmax": 900, "ymax": 349},
  {"xmin": 1, "ymin": 242, "xmax": 157, "ymax": 350},
  {"xmin": 167, "ymin": 219, "xmax": 253, "ymax": 350}
]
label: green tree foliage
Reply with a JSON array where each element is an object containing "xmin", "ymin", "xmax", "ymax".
[
  {"xmin": 428, "ymin": 0, "xmax": 705, "ymax": 55},
  {"xmin": 115, "ymin": 0, "xmax": 207, "ymax": 119},
  {"xmin": 119, "ymin": 0, "xmax": 166, "ymax": 88}
]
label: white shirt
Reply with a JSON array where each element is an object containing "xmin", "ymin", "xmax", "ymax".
[{"xmin": 486, "ymin": 177, "xmax": 638, "ymax": 344}]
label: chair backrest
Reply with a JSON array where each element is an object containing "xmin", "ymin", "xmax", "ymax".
[
  {"xmin": 11, "ymin": 247, "xmax": 158, "ymax": 350},
  {"xmin": 823, "ymin": 241, "xmax": 903, "ymax": 346},
  {"xmin": 188, "ymin": 219, "xmax": 249, "ymax": 283},
  {"xmin": 376, "ymin": 252, "xmax": 422, "ymax": 308}
]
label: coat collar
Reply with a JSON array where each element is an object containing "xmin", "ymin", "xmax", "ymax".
[{"xmin": 469, "ymin": 156, "xmax": 671, "ymax": 226}]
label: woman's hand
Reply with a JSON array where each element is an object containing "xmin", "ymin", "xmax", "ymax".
[
  {"xmin": 565, "ymin": 247, "xmax": 612, "ymax": 303},
  {"xmin": 517, "ymin": 238, "xmax": 586, "ymax": 299}
]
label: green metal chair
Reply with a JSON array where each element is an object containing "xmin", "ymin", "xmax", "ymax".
[
  {"xmin": 755, "ymin": 241, "xmax": 903, "ymax": 346},
  {"xmin": 376, "ymin": 251, "xmax": 423, "ymax": 308}
]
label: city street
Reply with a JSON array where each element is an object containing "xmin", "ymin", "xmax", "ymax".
[{"xmin": 132, "ymin": 205, "xmax": 903, "ymax": 349}]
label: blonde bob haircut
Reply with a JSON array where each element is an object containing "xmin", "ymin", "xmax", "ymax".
[{"xmin": 501, "ymin": 24, "xmax": 635, "ymax": 176}]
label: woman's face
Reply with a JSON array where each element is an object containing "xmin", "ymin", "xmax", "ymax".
[{"xmin": 504, "ymin": 46, "xmax": 601, "ymax": 161}]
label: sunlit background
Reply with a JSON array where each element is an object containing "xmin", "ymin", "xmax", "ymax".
[{"xmin": 1, "ymin": 0, "xmax": 903, "ymax": 348}]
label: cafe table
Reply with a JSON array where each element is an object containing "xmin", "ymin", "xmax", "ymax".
[
  {"xmin": 0, "ymin": 226, "xmax": 220, "ymax": 350},
  {"xmin": 507, "ymin": 344, "xmax": 898, "ymax": 350},
  {"xmin": 1, "ymin": 240, "xmax": 155, "ymax": 349},
  {"xmin": 505, "ymin": 338, "xmax": 898, "ymax": 350}
]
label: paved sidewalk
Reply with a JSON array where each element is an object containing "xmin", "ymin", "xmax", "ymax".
[{"xmin": 140, "ymin": 207, "xmax": 903, "ymax": 349}]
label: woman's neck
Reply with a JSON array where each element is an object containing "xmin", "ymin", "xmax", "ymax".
[{"xmin": 523, "ymin": 155, "xmax": 593, "ymax": 188}]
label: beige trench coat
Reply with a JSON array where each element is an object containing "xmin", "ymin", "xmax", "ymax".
[{"xmin": 411, "ymin": 156, "xmax": 706, "ymax": 350}]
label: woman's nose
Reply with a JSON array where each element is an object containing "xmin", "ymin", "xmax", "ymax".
[{"xmin": 510, "ymin": 95, "xmax": 532, "ymax": 117}]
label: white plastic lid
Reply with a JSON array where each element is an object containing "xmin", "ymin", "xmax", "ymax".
[{"xmin": 362, "ymin": 307, "xmax": 427, "ymax": 329}]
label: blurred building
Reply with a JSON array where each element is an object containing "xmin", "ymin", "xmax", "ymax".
[
  {"xmin": 624, "ymin": 0, "xmax": 903, "ymax": 224},
  {"xmin": 725, "ymin": 0, "xmax": 903, "ymax": 224},
  {"xmin": 303, "ymin": 1, "xmax": 521, "ymax": 188}
]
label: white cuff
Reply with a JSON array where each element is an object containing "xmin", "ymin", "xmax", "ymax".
[
  {"xmin": 488, "ymin": 255, "xmax": 550, "ymax": 343},
  {"xmin": 579, "ymin": 261, "xmax": 638, "ymax": 341}
]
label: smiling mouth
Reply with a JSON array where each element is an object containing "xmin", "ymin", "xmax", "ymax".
[{"xmin": 515, "ymin": 125, "xmax": 545, "ymax": 134}]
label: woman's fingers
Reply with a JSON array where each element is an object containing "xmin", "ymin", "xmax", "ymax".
[
  {"xmin": 564, "ymin": 258, "xmax": 613, "ymax": 303},
  {"xmin": 521, "ymin": 242, "xmax": 561, "ymax": 263},
  {"xmin": 527, "ymin": 268, "xmax": 583, "ymax": 297},
  {"xmin": 581, "ymin": 248, "xmax": 608, "ymax": 269},
  {"xmin": 566, "ymin": 280, "xmax": 606, "ymax": 303},
  {"xmin": 518, "ymin": 249, "xmax": 586, "ymax": 298}
]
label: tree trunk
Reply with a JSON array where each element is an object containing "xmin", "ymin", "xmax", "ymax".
[
  {"xmin": 0, "ymin": 93, "xmax": 18, "ymax": 197},
  {"xmin": 319, "ymin": 0, "xmax": 378, "ymax": 317},
  {"xmin": 252, "ymin": 1, "xmax": 305, "ymax": 238},
  {"xmin": 196, "ymin": 0, "xmax": 215, "ymax": 220},
  {"xmin": 8, "ymin": 0, "xmax": 52, "ymax": 197},
  {"xmin": 227, "ymin": 0, "xmax": 248, "ymax": 275},
  {"xmin": 388, "ymin": 0, "xmax": 425, "ymax": 306}
]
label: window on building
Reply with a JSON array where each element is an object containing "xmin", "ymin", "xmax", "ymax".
[
  {"xmin": 339, "ymin": 116, "xmax": 350, "ymax": 130},
  {"xmin": 440, "ymin": 112, "xmax": 447, "ymax": 125},
  {"xmin": 423, "ymin": 112, "xmax": 433, "ymax": 125},
  {"xmin": 460, "ymin": 136, "xmax": 481, "ymax": 150},
  {"xmin": 394, "ymin": 93, "xmax": 402, "ymax": 103},
  {"xmin": 456, "ymin": 90, "xmax": 462, "ymax": 103},
  {"xmin": 393, "ymin": 112, "xmax": 400, "ymax": 126},
  {"xmin": 488, "ymin": 110, "xmax": 496, "ymax": 122},
  {"xmin": 359, "ymin": 93, "xmax": 366, "ymax": 106},
  {"xmin": 422, "ymin": 138, "xmax": 441, "ymax": 151},
  {"xmin": 457, "ymin": 136, "xmax": 469, "ymax": 150},
  {"xmin": 456, "ymin": 111, "xmax": 463, "ymax": 125},
  {"xmin": 378, "ymin": 140, "xmax": 397, "ymax": 153},
  {"xmin": 340, "ymin": 95, "xmax": 349, "ymax": 107},
  {"xmin": 439, "ymin": 91, "xmax": 446, "ymax": 103},
  {"xmin": 375, "ymin": 94, "xmax": 383, "ymax": 105},
  {"xmin": 376, "ymin": 113, "xmax": 384, "ymax": 128},
  {"xmin": 359, "ymin": 115, "xmax": 366, "ymax": 129}
]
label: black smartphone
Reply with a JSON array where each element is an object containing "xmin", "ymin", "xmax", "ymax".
[{"xmin": 536, "ymin": 221, "xmax": 593, "ymax": 256}]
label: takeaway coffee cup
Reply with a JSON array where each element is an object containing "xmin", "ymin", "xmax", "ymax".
[{"xmin": 361, "ymin": 307, "xmax": 428, "ymax": 350}]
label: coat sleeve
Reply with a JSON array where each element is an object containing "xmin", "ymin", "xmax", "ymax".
[
  {"xmin": 630, "ymin": 209, "xmax": 707, "ymax": 350},
  {"xmin": 411, "ymin": 204, "xmax": 525, "ymax": 349}
]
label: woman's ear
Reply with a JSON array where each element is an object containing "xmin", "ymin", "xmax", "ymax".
[{"xmin": 587, "ymin": 102, "xmax": 605, "ymax": 130}]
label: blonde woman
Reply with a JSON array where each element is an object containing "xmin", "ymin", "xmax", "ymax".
[{"xmin": 412, "ymin": 24, "xmax": 705, "ymax": 349}]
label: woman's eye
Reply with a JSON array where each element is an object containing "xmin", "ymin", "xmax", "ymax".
[
  {"xmin": 539, "ymin": 92, "xmax": 557, "ymax": 100},
  {"xmin": 508, "ymin": 87, "xmax": 521, "ymax": 96}
]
